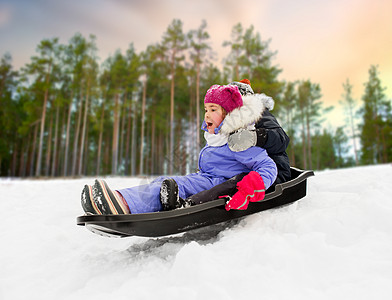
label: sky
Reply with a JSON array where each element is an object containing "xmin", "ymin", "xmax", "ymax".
[{"xmin": 0, "ymin": 0, "xmax": 391, "ymax": 129}]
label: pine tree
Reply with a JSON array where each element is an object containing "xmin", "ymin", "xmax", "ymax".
[
  {"xmin": 312, "ymin": 129, "xmax": 336, "ymax": 169},
  {"xmin": 77, "ymin": 35, "xmax": 98, "ymax": 175},
  {"xmin": 223, "ymin": 23, "xmax": 243, "ymax": 79},
  {"xmin": 359, "ymin": 65, "xmax": 391, "ymax": 164},
  {"xmin": 22, "ymin": 38, "xmax": 61, "ymax": 176},
  {"xmin": 241, "ymin": 25, "xmax": 282, "ymax": 100},
  {"xmin": 0, "ymin": 53, "xmax": 19, "ymax": 175},
  {"xmin": 333, "ymin": 127, "xmax": 350, "ymax": 168},
  {"xmin": 188, "ymin": 20, "xmax": 211, "ymax": 158},
  {"xmin": 297, "ymin": 80, "xmax": 329, "ymax": 169},
  {"xmin": 339, "ymin": 79, "xmax": 359, "ymax": 165},
  {"xmin": 96, "ymin": 69, "xmax": 111, "ymax": 175},
  {"xmin": 223, "ymin": 23, "xmax": 282, "ymax": 100},
  {"xmin": 108, "ymin": 51, "xmax": 128, "ymax": 174},
  {"xmin": 63, "ymin": 33, "xmax": 94, "ymax": 176},
  {"xmin": 161, "ymin": 19, "xmax": 187, "ymax": 174},
  {"xmin": 124, "ymin": 44, "xmax": 141, "ymax": 174},
  {"xmin": 139, "ymin": 43, "xmax": 170, "ymax": 175},
  {"xmin": 280, "ymin": 81, "xmax": 298, "ymax": 165}
]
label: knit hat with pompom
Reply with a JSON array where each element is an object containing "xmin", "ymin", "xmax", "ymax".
[
  {"xmin": 229, "ymin": 78, "xmax": 254, "ymax": 96},
  {"xmin": 204, "ymin": 84, "xmax": 243, "ymax": 113}
]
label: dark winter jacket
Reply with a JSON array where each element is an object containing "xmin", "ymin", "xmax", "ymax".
[{"xmin": 255, "ymin": 109, "xmax": 291, "ymax": 185}]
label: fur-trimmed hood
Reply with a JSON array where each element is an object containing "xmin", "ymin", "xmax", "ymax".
[{"xmin": 219, "ymin": 93, "xmax": 273, "ymax": 135}]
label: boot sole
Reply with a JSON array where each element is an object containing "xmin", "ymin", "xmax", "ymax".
[
  {"xmin": 93, "ymin": 180, "xmax": 128, "ymax": 214},
  {"xmin": 160, "ymin": 178, "xmax": 179, "ymax": 211},
  {"xmin": 81, "ymin": 185, "xmax": 102, "ymax": 215}
]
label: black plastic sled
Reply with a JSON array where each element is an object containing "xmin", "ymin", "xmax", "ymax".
[{"xmin": 77, "ymin": 167, "xmax": 314, "ymax": 238}]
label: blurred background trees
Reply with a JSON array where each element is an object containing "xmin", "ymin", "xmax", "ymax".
[{"xmin": 0, "ymin": 20, "xmax": 391, "ymax": 177}]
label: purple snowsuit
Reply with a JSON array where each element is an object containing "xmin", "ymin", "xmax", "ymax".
[{"xmin": 118, "ymin": 93, "xmax": 277, "ymax": 214}]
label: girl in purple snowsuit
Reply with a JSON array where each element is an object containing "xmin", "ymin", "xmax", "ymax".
[{"xmin": 81, "ymin": 84, "xmax": 277, "ymax": 214}]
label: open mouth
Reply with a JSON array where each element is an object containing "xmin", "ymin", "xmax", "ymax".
[{"xmin": 207, "ymin": 122, "xmax": 213, "ymax": 127}]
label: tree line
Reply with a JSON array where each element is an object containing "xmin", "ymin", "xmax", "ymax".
[{"xmin": 0, "ymin": 19, "xmax": 391, "ymax": 177}]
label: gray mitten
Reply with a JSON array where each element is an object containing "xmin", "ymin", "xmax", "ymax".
[{"xmin": 228, "ymin": 129, "xmax": 257, "ymax": 152}]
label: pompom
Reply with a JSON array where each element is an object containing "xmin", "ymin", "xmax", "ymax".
[{"xmin": 239, "ymin": 79, "xmax": 251, "ymax": 86}]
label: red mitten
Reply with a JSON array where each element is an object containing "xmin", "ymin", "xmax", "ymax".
[{"xmin": 225, "ymin": 171, "xmax": 266, "ymax": 211}]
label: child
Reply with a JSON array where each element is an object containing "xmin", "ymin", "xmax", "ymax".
[
  {"xmin": 186, "ymin": 79, "xmax": 291, "ymax": 206},
  {"xmin": 228, "ymin": 79, "xmax": 290, "ymax": 184},
  {"xmin": 81, "ymin": 84, "xmax": 277, "ymax": 215}
]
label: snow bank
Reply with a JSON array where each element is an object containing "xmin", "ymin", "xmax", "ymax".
[{"xmin": 1, "ymin": 164, "xmax": 392, "ymax": 300}]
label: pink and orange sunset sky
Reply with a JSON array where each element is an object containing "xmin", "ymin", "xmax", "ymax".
[{"xmin": 1, "ymin": 0, "xmax": 391, "ymax": 129}]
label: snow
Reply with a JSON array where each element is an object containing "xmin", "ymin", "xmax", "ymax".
[{"xmin": 1, "ymin": 164, "xmax": 392, "ymax": 300}]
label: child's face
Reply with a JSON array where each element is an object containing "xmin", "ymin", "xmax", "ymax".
[{"xmin": 204, "ymin": 103, "xmax": 226, "ymax": 134}]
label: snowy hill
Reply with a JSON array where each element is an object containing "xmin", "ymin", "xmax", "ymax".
[{"xmin": 1, "ymin": 164, "xmax": 392, "ymax": 300}]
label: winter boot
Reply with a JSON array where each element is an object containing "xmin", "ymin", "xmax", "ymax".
[
  {"xmin": 81, "ymin": 184, "xmax": 102, "ymax": 215},
  {"xmin": 160, "ymin": 178, "xmax": 181, "ymax": 210},
  {"xmin": 160, "ymin": 178, "xmax": 195, "ymax": 210},
  {"xmin": 92, "ymin": 179, "xmax": 129, "ymax": 214}
]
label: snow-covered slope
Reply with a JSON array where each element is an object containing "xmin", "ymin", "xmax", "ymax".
[{"xmin": 1, "ymin": 164, "xmax": 392, "ymax": 300}]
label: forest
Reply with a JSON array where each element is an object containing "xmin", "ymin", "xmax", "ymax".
[{"xmin": 0, "ymin": 19, "xmax": 391, "ymax": 177}]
